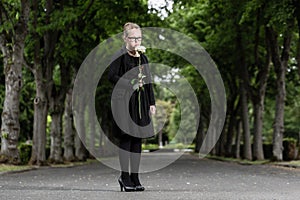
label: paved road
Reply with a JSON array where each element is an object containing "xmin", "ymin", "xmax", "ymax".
[{"xmin": 0, "ymin": 153, "xmax": 299, "ymax": 200}]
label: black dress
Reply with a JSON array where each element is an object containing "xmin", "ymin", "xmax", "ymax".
[{"xmin": 108, "ymin": 47, "xmax": 155, "ymax": 139}]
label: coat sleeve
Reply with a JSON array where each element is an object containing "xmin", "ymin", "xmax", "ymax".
[
  {"xmin": 108, "ymin": 53, "xmax": 132, "ymax": 90},
  {"xmin": 143, "ymin": 56, "xmax": 156, "ymax": 106},
  {"xmin": 148, "ymin": 81, "xmax": 156, "ymax": 106}
]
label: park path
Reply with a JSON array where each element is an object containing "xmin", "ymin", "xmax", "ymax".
[{"xmin": 0, "ymin": 152, "xmax": 299, "ymax": 200}]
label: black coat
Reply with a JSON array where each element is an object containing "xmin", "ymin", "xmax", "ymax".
[{"xmin": 108, "ymin": 47, "xmax": 155, "ymax": 139}]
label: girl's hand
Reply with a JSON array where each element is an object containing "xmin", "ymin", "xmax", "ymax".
[{"xmin": 150, "ymin": 105, "xmax": 156, "ymax": 115}]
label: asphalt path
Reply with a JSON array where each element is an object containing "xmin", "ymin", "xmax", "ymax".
[{"xmin": 0, "ymin": 152, "xmax": 299, "ymax": 200}]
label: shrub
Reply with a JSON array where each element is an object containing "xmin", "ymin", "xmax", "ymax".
[{"xmin": 19, "ymin": 143, "xmax": 32, "ymax": 165}]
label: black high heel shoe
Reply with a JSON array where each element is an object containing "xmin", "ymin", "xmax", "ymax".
[
  {"xmin": 118, "ymin": 176, "xmax": 135, "ymax": 192},
  {"xmin": 131, "ymin": 173, "xmax": 145, "ymax": 191}
]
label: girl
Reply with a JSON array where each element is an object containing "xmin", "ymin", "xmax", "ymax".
[{"xmin": 108, "ymin": 22, "xmax": 156, "ymax": 192}]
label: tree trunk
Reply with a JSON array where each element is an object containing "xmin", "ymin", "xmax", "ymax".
[
  {"xmin": 63, "ymin": 88, "xmax": 75, "ymax": 161},
  {"xmin": 266, "ymin": 25, "xmax": 292, "ymax": 161},
  {"xmin": 0, "ymin": 0, "xmax": 30, "ymax": 164},
  {"xmin": 48, "ymin": 62, "xmax": 71, "ymax": 163},
  {"xmin": 29, "ymin": 0, "xmax": 48, "ymax": 165},
  {"xmin": 0, "ymin": 52, "xmax": 22, "ymax": 164},
  {"xmin": 75, "ymin": 133, "xmax": 88, "ymax": 161},
  {"xmin": 224, "ymin": 91, "xmax": 239, "ymax": 157},
  {"xmin": 210, "ymin": 117, "xmax": 218, "ymax": 156},
  {"xmin": 252, "ymin": 103, "xmax": 265, "ymax": 160},
  {"xmin": 74, "ymin": 95, "xmax": 88, "ymax": 161},
  {"xmin": 48, "ymin": 71, "xmax": 70, "ymax": 163},
  {"xmin": 43, "ymin": 0, "xmax": 68, "ymax": 163},
  {"xmin": 48, "ymin": 107, "xmax": 64, "ymax": 163},
  {"xmin": 217, "ymin": 127, "xmax": 227, "ymax": 156},
  {"xmin": 250, "ymin": 14, "xmax": 271, "ymax": 161},
  {"xmin": 88, "ymin": 103, "xmax": 96, "ymax": 155},
  {"xmin": 195, "ymin": 113, "xmax": 205, "ymax": 153},
  {"xmin": 225, "ymin": 110, "xmax": 237, "ymax": 157},
  {"xmin": 272, "ymin": 69, "xmax": 285, "ymax": 161},
  {"xmin": 234, "ymin": 120, "xmax": 242, "ymax": 159},
  {"xmin": 236, "ymin": 25, "xmax": 252, "ymax": 160},
  {"xmin": 240, "ymin": 85, "xmax": 252, "ymax": 160},
  {"xmin": 29, "ymin": 70, "xmax": 48, "ymax": 165}
]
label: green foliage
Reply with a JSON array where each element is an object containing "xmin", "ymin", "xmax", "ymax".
[
  {"xmin": 18, "ymin": 143, "xmax": 32, "ymax": 165},
  {"xmin": 283, "ymin": 137, "xmax": 297, "ymax": 143},
  {"xmin": 0, "ymin": 0, "xmax": 21, "ymax": 33},
  {"xmin": 142, "ymin": 143, "xmax": 158, "ymax": 150},
  {"xmin": 152, "ymin": 99, "xmax": 174, "ymax": 140},
  {"xmin": 167, "ymin": 103, "xmax": 180, "ymax": 141},
  {"xmin": 2, "ymin": 132, "xmax": 8, "ymax": 139}
]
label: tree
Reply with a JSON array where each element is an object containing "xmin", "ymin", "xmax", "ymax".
[
  {"xmin": 264, "ymin": 0, "xmax": 295, "ymax": 161},
  {"xmin": 267, "ymin": 26, "xmax": 293, "ymax": 161},
  {"xmin": 27, "ymin": 0, "xmax": 162, "ymax": 164},
  {"xmin": 239, "ymin": 1, "xmax": 273, "ymax": 160},
  {"xmin": 0, "ymin": 0, "xmax": 30, "ymax": 164},
  {"xmin": 294, "ymin": 0, "xmax": 300, "ymax": 77},
  {"xmin": 28, "ymin": 0, "xmax": 93, "ymax": 164}
]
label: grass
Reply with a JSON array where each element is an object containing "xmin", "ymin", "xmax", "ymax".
[
  {"xmin": 274, "ymin": 160, "xmax": 300, "ymax": 167},
  {"xmin": 205, "ymin": 155, "xmax": 271, "ymax": 165},
  {"xmin": 142, "ymin": 143, "xmax": 159, "ymax": 150},
  {"xmin": 49, "ymin": 159, "xmax": 98, "ymax": 168},
  {"xmin": 0, "ymin": 159, "xmax": 98, "ymax": 174},
  {"xmin": 0, "ymin": 164, "xmax": 33, "ymax": 173},
  {"xmin": 204, "ymin": 154, "xmax": 300, "ymax": 168}
]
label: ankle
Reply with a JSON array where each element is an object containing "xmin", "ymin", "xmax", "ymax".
[
  {"xmin": 130, "ymin": 173, "xmax": 141, "ymax": 186},
  {"xmin": 120, "ymin": 172, "xmax": 134, "ymax": 187}
]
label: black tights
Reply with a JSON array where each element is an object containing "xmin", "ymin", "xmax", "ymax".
[{"xmin": 119, "ymin": 134, "xmax": 142, "ymax": 174}]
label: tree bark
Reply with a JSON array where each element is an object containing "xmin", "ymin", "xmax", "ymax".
[
  {"xmin": 234, "ymin": 120, "xmax": 242, "ymax": 159},
  {"xmin": 75, "ymin": 133, "xmax": 88, "ymax": 161},
  {"xmin": 74, "ymin": 94, "xmax": 88, "ymax": 161},
  {"xmin": 63, "ymin": 88, "xmax": 75, "ymax": 161},
  {"xmin": 240, "ymin": 84, "xmax": 252, "ymax": 160},
  {"xmin": 88, "ymin": 103, "xmax": 96, "ymax": 155},
  {"xmin": 48, "ymin": 62, "xmax": 70, "ymax": 163},
  {"xmin": 48, "ymin": 63, "xmax": 70, "ymax": 163},
  {"xmin": 195, "ymin": 111, "xmax": 205, "ymax": 153},
  {"xmin": 48, "ymin": 107, "xmax": 63, "ymax": 163},
  {"xmin": 29, "ymin": 67, "xmax": 48, "ymax": 165},
  {"xmin": 225, "ymin": 106, "xmax": 238, "ymax": 157},
  {"xmin": 252, "ymin": 103, "xmax": 265, "ymax": 160},
  {"xmin": 217, "ymin": 126, "xmax": 227, "ymax": 156},
  {"xmin": 0, "ymin": 0, "xmax": 30, "ymax": 164}
]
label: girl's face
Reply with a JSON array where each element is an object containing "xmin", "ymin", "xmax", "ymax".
[{"xmin": 124, "ymin": 28, "xmax": 142, "ymax": 51}]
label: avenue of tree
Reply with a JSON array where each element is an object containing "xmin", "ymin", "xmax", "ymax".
[{"xmin": 0, "ymin": 0, "xmax": 300, "ymax": 165}]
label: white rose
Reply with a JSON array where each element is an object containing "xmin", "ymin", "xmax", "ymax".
[{"xmin": 135, "ymin": 46, "xmax": 146, "ymax": 54}]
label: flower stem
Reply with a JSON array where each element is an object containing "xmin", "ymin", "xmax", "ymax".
[
  {"xmin": 138, "ymin": 56, "xmax": 142, "ymax": 119},
  {"xmin": 138, "ymin": 90, "xmax": 142, "ymax": 119}
]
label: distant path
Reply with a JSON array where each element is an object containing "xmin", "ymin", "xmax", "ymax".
[{"xmin": 0, "ymin": 153, "xmax": 299, "ymax": 200}]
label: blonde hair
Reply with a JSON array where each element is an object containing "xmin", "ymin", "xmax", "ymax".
[{"xmin": 123, "ymin": 22, "xmax": 140, "ymax": 38}]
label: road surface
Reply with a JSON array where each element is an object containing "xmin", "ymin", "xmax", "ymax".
[{"xmin": 0, "ymin": 153, "xmax": 299, "ymax": 200}]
